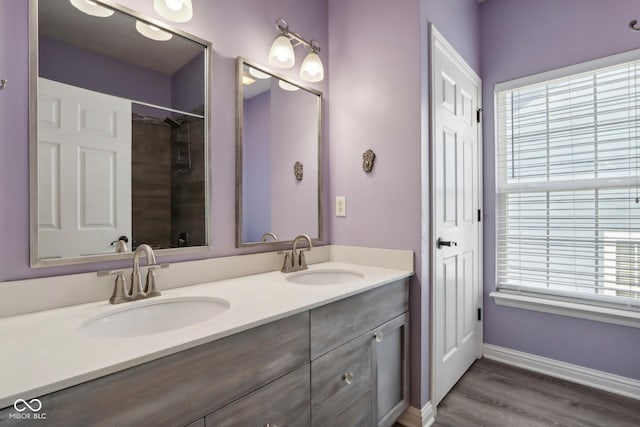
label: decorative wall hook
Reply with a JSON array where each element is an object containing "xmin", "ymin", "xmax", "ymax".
[
  {"xmin": 294, "ymin": 161, "xmax": 303, "ymax": 181},
  {"xmin": 362, "ymin": 149, "xmax": 376, "ymax": 173},
  {"xmin": 629, "ymin": 20, "xmax": 640, "ymax": 31},
  {"xmin": 0, "ymin": 79, "xmax": 7, "ymax": 90}
]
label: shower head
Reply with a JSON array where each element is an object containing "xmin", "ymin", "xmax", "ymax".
[{"xmin": 164, "ymin": 117, "xmax": 182, "ymax": 128}]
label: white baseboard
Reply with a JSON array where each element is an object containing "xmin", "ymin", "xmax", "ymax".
[
  {"xmin": 397, "ymin": 401, "xmax": 435, "ymax": 427},
  {"xmin": 484, "ymin": 344, "xmax": 640, "ymax": 401}
]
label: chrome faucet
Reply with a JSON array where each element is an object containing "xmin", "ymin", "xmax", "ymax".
[
  {"xmin": 282, "ymin": 234, "xmax": 312, "ymax": 273},
  {"xmin": 100, "ymin": 243, "xmax": 166, "ymax": 304}
]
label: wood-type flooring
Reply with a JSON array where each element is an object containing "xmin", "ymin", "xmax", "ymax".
[{"xmin": 398, "ymin": 358, "xmax": 640, "ymax": 427}]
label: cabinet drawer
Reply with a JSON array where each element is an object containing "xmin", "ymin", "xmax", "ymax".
[
  {"xmin": 0, "ymin": 313, "xmax": 309, "ymax": 427},
  {"xmin": 311, "ymin": 333, "xmax": 372, "ymax": 427},
  {"xmin": 310, "ymin": 279, "xmax": 408, "ymax": 359},
  {"xmin": 323, "ymin": 392, "xmax": 372, "ymax": 427},
  {"xmin": 206, "ymin": 365, "xmax": 310, "ymax": 427}
]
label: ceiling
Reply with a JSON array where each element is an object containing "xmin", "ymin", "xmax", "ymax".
[{"xmin": 38, "ymin": 0, "xmax": 204, "ymax": 75}]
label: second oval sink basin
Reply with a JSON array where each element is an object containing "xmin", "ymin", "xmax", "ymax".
[
  {"xmin": 78, "ymin": 297, "xmax": 230, "ymax": 338},
  {"xmin": 286, "ymin": 269, "xmax": 365, "ymax": 285}
]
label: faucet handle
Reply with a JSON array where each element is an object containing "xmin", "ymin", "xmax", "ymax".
[
  {"xmin": 298, "ymin": 251, "xmax": 308, "ymax": 271},
  {"xmin": 281, "ymin": 252, "xmax": 294, "ymax": 273},
  {"xmin": 144, "ymin": 269, "xmax": 161, "ymax": 298},
  {"xmin": 108, "ymin": 272, "xmax": 131, "ymax": 304}
]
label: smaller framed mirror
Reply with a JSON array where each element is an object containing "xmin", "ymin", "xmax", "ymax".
[{"xmin": 236, "ymin": 58, "xmax": 322, "ymax": 247}]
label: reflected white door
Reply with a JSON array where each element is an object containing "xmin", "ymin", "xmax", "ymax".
[
  {"xmin": 431, "ymin": 27, "xmax": 483, "ymax": 405},
  {"xmin": 38, "ymin": 78, "xmax": 132, "ymax": 259}
]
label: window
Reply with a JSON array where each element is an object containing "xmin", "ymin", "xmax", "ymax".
[{"xmin": 495, "ymin": 54, "xmax": 640, "ymax": 312}]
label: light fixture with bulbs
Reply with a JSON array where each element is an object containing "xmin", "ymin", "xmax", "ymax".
[
  {"xmin": 268, "ymin": 18, "xmax": 324, "ymax": 83},
  {"xmin": 69, "ymin": 0, "xmax": 114, "ymax": 17},
  {"xmin": 136, "ymin": 20, "xmax": 173, "ymax": 41},
  {"xmin": 154, "ymin": 0, "xmax": 193, "ymax": 23}
]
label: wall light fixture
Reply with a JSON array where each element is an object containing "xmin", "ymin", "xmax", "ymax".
[
  {"xmin": 268, "ymin": 18, "xmax": 324, "ymax": 83},
  {"xmin": 154, "ymin": 0, "xmax": 193, "ymax": 23}
]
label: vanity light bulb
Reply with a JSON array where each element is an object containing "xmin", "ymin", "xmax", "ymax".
[
  {"xmin": 300, "ymin": 51, "xmax": 324, "ymax": 83},
  {"xmin": 153, "ymin": 0, "xmax": 193, "ymax": 23},
  {"xmin": 165, "ymin": 0, "xmax": 184, "ymax": 12},
  {"xmin": 268, "ymin": 35, "xmax": 295, "ymax": 69}
]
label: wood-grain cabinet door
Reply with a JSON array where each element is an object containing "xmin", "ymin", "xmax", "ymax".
[
  {"xmin": 311, "ymin": 333, "xmax": 372, "ymax": 427},
  {"xmin": 372, "ymin": 313, "xmax": 410, "ymax": 427},
  {"xmin": 205, "ymin": 365, "xmax": 310, "ymax": 427}
]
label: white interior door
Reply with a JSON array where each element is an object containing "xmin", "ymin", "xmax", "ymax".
[
  {"xmin": 38, "ymin": 78, "xmax": 132, "ymax": 259},
  {"xmin": 430, "ymin": 26, "xmax": 483, "ymax": 406}
]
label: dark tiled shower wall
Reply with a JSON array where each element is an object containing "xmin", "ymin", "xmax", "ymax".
[
  {"xmin": 132, "ymin": 118, "xmax": 172, "ymax": 248},
  {"xmin": 131, "ymin": 113, "xmax": 206, "ymax": 250},
  {"xmin": 171, "ymin": 115, "xmax": 206, "ymax": 248}
]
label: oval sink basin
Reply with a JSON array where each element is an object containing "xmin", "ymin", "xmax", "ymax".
[
  {"xmin": 286, "ymin": 269, "xmax": 365, "ymax": 285},
  {"xmin": 78, "ymin": 297, "xmax": 230, "ymax": 338}
]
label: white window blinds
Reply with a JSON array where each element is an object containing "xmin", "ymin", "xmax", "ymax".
[{"xmin": 496, "ymin": 59, "xmax": 640, "ymax": 309}]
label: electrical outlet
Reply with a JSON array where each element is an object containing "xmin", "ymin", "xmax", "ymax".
[{"xmin": 336, "ymin": 196, "xmax": 346, "ymax": 217}]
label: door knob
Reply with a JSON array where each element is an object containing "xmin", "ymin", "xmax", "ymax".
[{"xmin": 437, "ymin": 238, "xmax": 457, "ymax": 249}]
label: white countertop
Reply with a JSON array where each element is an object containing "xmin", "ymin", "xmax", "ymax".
[{"xmin": 0, "ymin": 261, "xmax": 412, "ymax": 408}]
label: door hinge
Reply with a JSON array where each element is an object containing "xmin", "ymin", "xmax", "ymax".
[
  {"xmin": 476, "ymin": 108, "xmax": 484, "ymax": 123},
  {"xmin": 477, "ymin": 308, "xmax": 482, "ymax": 321},
  {"xmin": 477, "ymin": 209, "xmax": 482, "ymax": 222}
]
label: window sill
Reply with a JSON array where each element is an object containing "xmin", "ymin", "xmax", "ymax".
[{"xmin": 490, "ymin": 291, "xmax": 640, "ymax": 329}]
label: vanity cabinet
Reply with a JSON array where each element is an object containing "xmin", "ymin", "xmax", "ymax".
[{"xmin": 0, "ymin": 279, "xmax": 409, "ymax": 427}]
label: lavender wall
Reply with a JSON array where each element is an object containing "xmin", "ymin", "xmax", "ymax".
[
  {"xmin": 0, "ymin": 0, "xmax": 328, "ymax": 281},
  {"xmin": 242, "ymin": 91, "xmax": 271, "ymax": 242},
  {"xmin": 39, "ymin": 36, "xmax": 171, "ymax": 107},
  {"xmin": 481, "ymin": 0, "xmax": 640, "ymax": 379}
]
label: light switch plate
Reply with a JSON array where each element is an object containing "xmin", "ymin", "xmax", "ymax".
[{"xmin": 336, "ymin": 196, "xmax": 346, "ymax": 217}]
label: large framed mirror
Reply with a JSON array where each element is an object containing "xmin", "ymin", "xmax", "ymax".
[
  {"xmin": 30, "ymin": 0, "xmax": 211, "ymax": 267},
  {"xmin": 236, "ymin": 58, "xmax": 322, "ymax": 247}
]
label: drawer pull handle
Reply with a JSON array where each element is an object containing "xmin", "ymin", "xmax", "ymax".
[
  {"xmin": 342, "ymin": 372, "xmax": 354, "ymax": 384},
  {"xmin": 264, "ymin": 424, "xmax": 278, "ymax": 427},
  {"xmin": 373, "ymin": 332, "xmax": 384, "ymax": 342}
]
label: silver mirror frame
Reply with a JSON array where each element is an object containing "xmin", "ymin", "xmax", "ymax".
[
  {"xmin": 29, "ymin": 0, "xmax": 213, "ymax": 267},
  {"xmin": 235, "ymin": 57, "xmax": 323, "ymax": 248}
]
